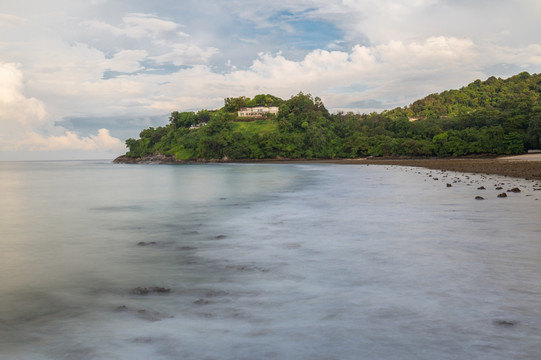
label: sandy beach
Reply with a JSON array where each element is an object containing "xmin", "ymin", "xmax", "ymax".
[{"xmin": 308, "ymin": 154, "xmax": 541, "ymax": 181}]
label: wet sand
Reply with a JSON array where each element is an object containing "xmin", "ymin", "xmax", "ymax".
[{"xmin": 301, "ymin": 155, "xmax": 541, "ymax": 181}]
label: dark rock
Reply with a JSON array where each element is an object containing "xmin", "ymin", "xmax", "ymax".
[
  {"xmin": 477, "ymin": 186, "xmax": 486, "ymax": 190},
  {"xmin": 446, "ymin": 183, "xmax": 452, "ymax": 187},
  {"xmin": 152, "ymin": 287, "xmax": 171, "ymax": 294},
  {"xmin": 131, "ymin": 286, "xmax": 171, "ymax": 295},
  {"xmin": 205, "ymin": 290, "xmax": 228, "ymax": 297},
  {"xmin": 113, "ymin": 155, "xmax": 138, "ymax": 164},
  {"xmin": 495, "ymin": 186, "xmax": 503, "ymax": 190},
  {"xmin": 114, "ymin": 305, "xmax": 172, "ymax": 321},
  {"xmin": 215, "ymin": 235, "xmax": 227, "ymax": 240},
  {"xmin": 132, "ymin": 337, "xmax": 153, "ymax": 344},
  {"xmin": 226, "ymin": 264, "xmax": 270, "ymax": 273},
  {"xmin": 136, "ymin": 309, "xmax": 171, "ymax": 322},
  {"xmin": 193, "ymin": 299, "xmax": 212, "ymax": 305},
  {"xmin": 497, "ymin": 193, "xmax": 508, "ymax": 198},
  {"xmin": 475, "ymin": 196, "xmax": 485, "ymax": 200},
  {"xmin": 137, "ymin": 241, "xmax": 157, "ymax": 246},
  {"xmin": 507, "ymin": 187, "xmax": 521, "ymax": 193},
  {"xmin": 493, "ymin": 319, "xmax": 518, "ymax": 327},
  {"xmin": 115, "ymin": 305, "xmax": 129, "ymax": 312}
]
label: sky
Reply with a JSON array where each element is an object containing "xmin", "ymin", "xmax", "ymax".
[{"xmin": 1, "ymin": 0, "xmax": 541, "ymax": 160}]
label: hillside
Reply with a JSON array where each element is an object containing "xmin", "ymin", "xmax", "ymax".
[{"xmin": 119, "ymin": 72, "xmax": 541, "ymax": 161}]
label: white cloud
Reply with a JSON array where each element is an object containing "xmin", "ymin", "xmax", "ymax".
[
  {"xmin": 84, "ymin": 13, "xmax": 183, "ymax": 40},
  {"xmin": 19, "ymin": 129, "xmax": 124, "ymax": 152},
  {"xmin": 150, "ymin": 43, "xmax": 219, "ymax": 66},
  {"xmin": 80, "ymin": 13, "xmax": 215, "ymax": 67},
  {"xmin": 217, "ymin": 36, "xmax": 479, "ymax": 106},
  {"xmin": 0, "ymin": 62, "xmax": 123, "ymax": 155},
  {"xmin": 122, "ymin": 13, "xmax": 181, "ymax": 39},
  {"xmin": 0, "ymin": 62, "xmax": 46, "ymax": 127},
  {"xmin": 0, "ymin": 13, "xmax": 26, "ymax": 25},
  {"xmin": 108, "ymin": 49, "xmax": 147, "ymax": 73}
]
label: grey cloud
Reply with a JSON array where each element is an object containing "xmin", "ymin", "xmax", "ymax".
[
  {"xmin": 56, "ymin": 114, "xmax": 170, "ymax": 141},
  {"xmin": 343, "ymin": 99, "xmax": 386, "ymax": 109}
]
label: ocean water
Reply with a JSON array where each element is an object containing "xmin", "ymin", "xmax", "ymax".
[{"xmin": 0, "ymin": 160, "xmax": 540, "ymax": 360}]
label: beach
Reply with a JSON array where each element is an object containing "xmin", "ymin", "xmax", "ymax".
[
  {"xmin": 309, "ymin": 154, "xmax": 541, "ymax": 181},
  {"xmin": 115, "ymin": 153, "xmax": 541, "ymax": 181}
]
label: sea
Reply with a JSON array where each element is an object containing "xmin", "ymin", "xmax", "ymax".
[{"xmin": 0, "ymin": 160, "xmax": 540, "ymax": 360}]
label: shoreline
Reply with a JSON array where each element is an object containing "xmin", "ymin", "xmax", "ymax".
[
  {"xmin": 114, "ymin": 154, "xmax": 541, "ymax": 181},
  {"xmin": 319, "ymin": 156, "xmax": 541, "ymax": 181}
]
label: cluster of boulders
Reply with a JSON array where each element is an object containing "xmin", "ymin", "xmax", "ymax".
[{"xmin": 407, "ymin": 167, "xmax": 538, "ymax": 201}]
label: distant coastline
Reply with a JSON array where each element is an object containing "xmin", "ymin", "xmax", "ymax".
[{"xmin": 113, "ymin": 154, "xmax": 541, "ymax": 181}]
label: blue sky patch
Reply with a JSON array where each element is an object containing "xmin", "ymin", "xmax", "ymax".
[
  {"xmin": 267, "ymin": 10, "xmax": 344, "ymax": 50},
  {"xmin": 103, "ymin": 61, "xmax": 191, "ymax": 80},
  {"xmin": 344, "ymin": 99, "xmax": 387, "ymax": 109}
]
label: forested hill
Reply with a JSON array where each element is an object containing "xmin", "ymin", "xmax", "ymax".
[
  {"xmin": 408, "ymin": 72, "xmax": 541, "ymax": 119},
  {"xmin": 119, "ymin": 72, "xmax": 541, "ymax": 161}
]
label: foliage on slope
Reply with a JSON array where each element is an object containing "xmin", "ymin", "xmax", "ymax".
[{"xmin": 124, "ymin": 73, "xmax": 541, "ymax": 160}]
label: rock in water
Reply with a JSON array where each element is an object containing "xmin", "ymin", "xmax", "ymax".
[
  {"xmin": 493, "ymin": 319, "xmax": 518, "ymax": 327},
  {"xmin": 497, "ymin": 193, "xmax": 508, "ymax": 198},
  {"xmin": 131, "ymin": 286, "xmax": 171, "ymax": 295}
]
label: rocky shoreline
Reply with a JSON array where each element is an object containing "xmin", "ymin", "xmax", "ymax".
[
  {"xmin": 113, "ymin": 154, "xmax": 180, "ymax": 164},
  {"xmin": 113, "ymin": 154, "xmax": 541, "ymax": 180},
  {"xmin": 344, "ymin": 157, "xmax": 541, "ymax": 181}
]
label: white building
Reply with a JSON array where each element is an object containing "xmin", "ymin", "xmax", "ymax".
[{"xmin": 238, "ymin": 106, "xmax": 279, "ymax": 117}]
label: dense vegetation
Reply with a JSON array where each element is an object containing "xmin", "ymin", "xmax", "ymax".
[{"xmin": 124, "ymin": 72, "xmax": 541, "ymax": 160}]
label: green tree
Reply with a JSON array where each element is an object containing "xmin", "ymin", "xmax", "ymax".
[
  {"xmin": 197, "ymin": 110, "xmax": 212, "ymax": 123},
  {"xmin": 169, "ymin": 111, "xmax": 197, "ymax": 129},
  {"xmin": 525, "ymin": 115, "xmax": 541, "ymax": 149}
]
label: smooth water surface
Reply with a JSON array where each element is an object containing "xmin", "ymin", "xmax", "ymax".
[{"xmin": 0, "ymin": 160, "xmax": 540, "ymax": 359}]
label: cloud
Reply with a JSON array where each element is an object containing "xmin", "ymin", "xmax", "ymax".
[
  {"xmin": 216, "ymin": 36, "xmax": 480, "ymax": 108},
  {"xmin": 107, "ymin": 50, "xmax": 148, "ymax": 73},
  {"xmin": 0, "ymin": 62, "xmax": 47, "ymax": 127},
  {"xmin": 0, "ymin": 62, "xmax": 123, "ymax": 155},
  {"xmin": 0, "ymin": 13, "xmax": 26, "ymax": 25},
  {"xmin": 150, "ymin": 43, "xmax": 219, "ymax": 66},
  {"xmin": 80, "ymin": 13, "xmax": 217, "ymax": 70},
  {"xmin": 84, "ymin": 13, "xmax": 185, "ymax": 40},
  {"xmin": 19, "ymin": 129, "xmax": 124, "ymax": 152}
]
